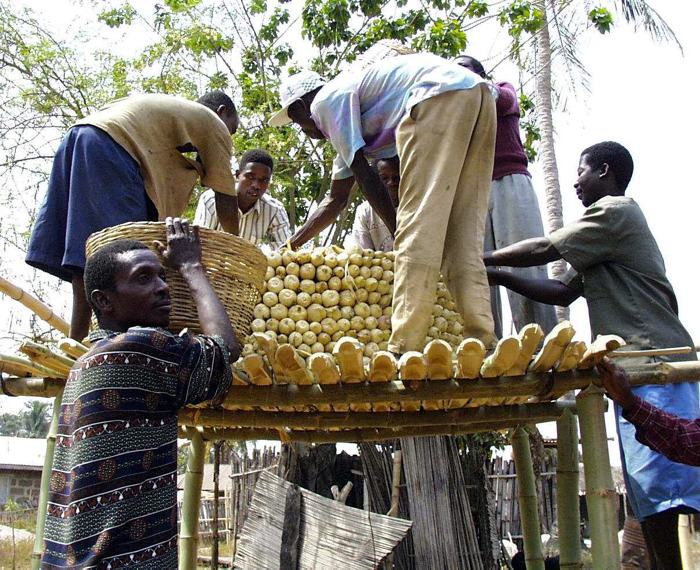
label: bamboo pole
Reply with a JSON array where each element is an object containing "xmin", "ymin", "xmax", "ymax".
[
  {"xmin": 0, "ymin": 377, "xmax": 64, "ymax": 398},
  {"xmin": 181, "ymin": 419, "xmax": 536, "ymax": 444},
  {"xmin": 179, "ymin": 428, "xmax": 205, "ymax": 570},
  {"xmin": 215, "ymin": 361, "xmax": 700, "ymax": 408},
  {"xmin": 576, "ymin": 386, "xmax": 620, "ymax": 568},
  {"xmin": 31, "ymin": 392, "xmax": 63, "ymax": 569},
  {"xmin": 179, "ymin": 401, "xmax": 577, "ymax": 431},
  {"xmin": 511, "ymin": 427, "xmax": 545, "ymax": 570},
  {"xmin": 556, "ymin": 409, "xmax": 582, "ymax": 568},
  {"xmin": 4, "ymin": 360, "xmax": 699, "ymax": 408},
  {"xmin": 211, "ymin": 441, "xmax": 221, "ymax": 570},
  {"xmin": 0, "ymin": 276, "xmax": 70, "ymax": 335},
  {"xmin": 0, "ymin": 354, "xmax": 63, "ymax": 379},
  {"xmin": 19, "ymin": 341, "xmax": 73, "ymax": 376}
]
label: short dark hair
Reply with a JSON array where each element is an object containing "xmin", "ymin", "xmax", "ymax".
[
  {"xmin": 239, "ymin": 149, "xmax": 274, "ymax": 172},
  {"xmin": 197, "ymin": 90, "xmax": 237, "ymax": 115},
  {"xmin": 456, "ymin": 55, "xmax": 486, "ymax": 78},
  {"xmin": 84, "ymin": 239, "xmax": 150, "ymax": 313},
  {"xmin": 581, "ymin": 141, "xmax": 634, "ymax": 191}
]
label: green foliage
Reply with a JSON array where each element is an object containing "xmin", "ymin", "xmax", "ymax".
[
  {"xmin": 519, "ymin": 92, "xmax": 540, "ymax": 162},
  {"xmin": 0, "ymin": 401, "xmax": 51, "ymax": 438},
  {"xmin": 589, "ymin": 6, "xmax": 614, "ymax": 33},
  {"xmin": 98, "ymin": 3, "xmax": 137, "ymax": 28}
]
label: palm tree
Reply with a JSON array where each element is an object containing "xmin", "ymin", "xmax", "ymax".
[
  {"xmin": 22, "ymin": 400, "xmax": 51, "ymax": 438},
  {"xmin": 532, "ymin": 0, "xmax": 679, "ymax": 320}
]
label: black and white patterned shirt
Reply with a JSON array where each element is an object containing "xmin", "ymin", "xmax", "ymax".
[{"xmin": 194, "ymin": 189, "xmax": 292, "ymax": 250}]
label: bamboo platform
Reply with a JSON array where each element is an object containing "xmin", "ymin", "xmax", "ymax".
[
  {"xmin": 2, "ymin": 321, "xmax": 698, "ymax": 443},
  {"xmin": 3, "ymin": 284, "xmax": 699, "ymax": 569}
]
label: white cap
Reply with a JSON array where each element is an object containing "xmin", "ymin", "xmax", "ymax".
[{"xmin": 268, "ymin": 70, "xmax": 326, "ymax": 127}]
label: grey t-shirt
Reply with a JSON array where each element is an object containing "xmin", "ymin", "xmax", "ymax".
[{"xmin": 549, "ymin": 195, "xmax": 694, "ymax": 357}]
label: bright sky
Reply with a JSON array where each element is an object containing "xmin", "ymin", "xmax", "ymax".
[{"xmin": 3, "ymin": 1, "xmax": 699, "ymax": 465}]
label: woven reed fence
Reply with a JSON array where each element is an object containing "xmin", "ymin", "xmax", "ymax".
[{"xmin": 488, "ymin": 456, "xmax": 558, "ymax": 541}]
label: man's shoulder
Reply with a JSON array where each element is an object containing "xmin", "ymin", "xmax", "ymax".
[
  {"xmin": 259, "ymin": 193, "xmax": 287, "ymax": 213},
  {"xmin": 86, "ymin": 327, "xmax": 187, "ymax": 357},
  {"xmin": 197, "ymin": 189, "xmax": 216, "ymax": 205},
  {"xmin": 355, "ymin": 201, "xmax": 372, "ymax": 218}
]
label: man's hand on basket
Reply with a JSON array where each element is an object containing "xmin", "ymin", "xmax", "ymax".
[{"xmin": 155, "ymin": 217, "xmax": 203, "ymax": 271}]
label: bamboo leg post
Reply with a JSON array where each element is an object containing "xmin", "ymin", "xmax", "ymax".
[
  {"xmin": 576, "ymin": 386, "xmax": 620, "ymax": 568},
  {"xmin": 179, "ymin": 428, "xmax": 205, "ymax": 570},
  {"xmin": 512, "ymin": 427, "xmax": 545, "ymax": 570},
  {"xmin": 556, "ymin": 409, "xmax": 582, "ymax": 568},
  {"xmin": 31, "ymin": 392, "xmax": 63, "ymax": 570}
]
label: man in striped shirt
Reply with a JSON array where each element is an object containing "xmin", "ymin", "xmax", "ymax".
[{"xmin": 194, "ymin": 149, "xmax": 291, "ymax": 250}]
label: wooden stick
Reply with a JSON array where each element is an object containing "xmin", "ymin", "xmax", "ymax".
[
  {"xmin": 511, "ymin": 427, "xmax": 545, "ymax": 570},
  {"xmin": 576, "ymin": 386, "xmax": 620, "ymax": 568},
  {"xmin": 608, "ymin": 345, "xmax": 694, "ymax": 358},
  {"xmin": 178, "ymin": 402, "xmax": 577, "ymax": 430},
  {"xmin": 20, "ymin": 341, "xmax": 74, "ymax": 376},
  {"xmin": 31, "ymin": 393, "xmax": 62, "ymax": 570},
  {"xmin": 182, "ymin": 420, "xmax": 542, "ymax": 444},
  {"xmin": 0, "ymin": 276, "xmax": 70, "ymax": 336}
]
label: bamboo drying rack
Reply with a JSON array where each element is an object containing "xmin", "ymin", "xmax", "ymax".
[{"xmin": 2, "ymin": 280, "xmax": 699, "ymax": 569}]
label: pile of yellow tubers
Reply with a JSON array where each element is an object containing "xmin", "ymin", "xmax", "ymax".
[{"xmin": 243, "ymin": 246, "xmax": 464, "ymax": 361}]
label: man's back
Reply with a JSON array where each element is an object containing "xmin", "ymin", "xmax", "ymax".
[
  {"xmin": 42, "ymin": 326, "xmax": 232, "ymax": 568},
  {"xmin": 551, "ymin": 195, "xmax": 693, "ymax": 352},
  {"xmin": 77, "ymin": 94, "xmax": 234, "ymax": 217}
]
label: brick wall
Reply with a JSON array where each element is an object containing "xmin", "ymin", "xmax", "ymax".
[{"xmin": 0, "ymin": 469, "xmax": 43, "ymax": 507}]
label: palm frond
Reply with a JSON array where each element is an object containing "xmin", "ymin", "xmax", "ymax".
[{"xmin": 612, "ymin": 0, "xmax": 682, "ymax": 53}]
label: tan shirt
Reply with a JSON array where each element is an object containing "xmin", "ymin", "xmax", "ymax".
[{"xmin": 76, "ymin": 94, "xmax": 235, "ymax": 217}]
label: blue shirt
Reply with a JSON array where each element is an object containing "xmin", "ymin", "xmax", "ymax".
[{"xmin": 310, "ymin": 53, "xmax": 487, "ymax": 179}]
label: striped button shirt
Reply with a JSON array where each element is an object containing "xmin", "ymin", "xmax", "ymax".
[{"xmin": 193, "ymin": 189, "xmax": 292, "ymax": 250}]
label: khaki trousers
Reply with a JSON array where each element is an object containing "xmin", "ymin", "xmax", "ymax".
[{"xmin": 388, "ymin": 85, "xmax": 497, "ymax": 353}]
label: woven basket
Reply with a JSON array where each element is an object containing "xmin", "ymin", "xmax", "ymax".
[{"xmin": 85, "ymin": 222, "xmax": 267, "ymax": 341}]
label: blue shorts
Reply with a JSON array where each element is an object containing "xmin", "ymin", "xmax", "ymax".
[
  {"xmin": 617, "ymin": 378, "xmax": 700, "ymax": 520},
  {"xmin": 26, "ymin": 125, "xmax": 156, "ymax": 281}
]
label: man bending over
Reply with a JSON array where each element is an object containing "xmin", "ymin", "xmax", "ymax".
[{"xmin": 41, "ymin": 218, "xmax": 237, "ymax": 568}]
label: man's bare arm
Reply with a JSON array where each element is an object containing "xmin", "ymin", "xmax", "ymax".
[
  {"xmin": 487, "ymin": 268, "xmax": 581, "ymax": 306},
  {"xmin": 349, "ymin": 150, "xmax": 396, "ymax": 235},
  {"xmin": 159, "ymin": 218, "xmax": 239, "ymax": 357},
  {"xmin": 215, "ymin": 192, "xmax": 239, "ymax": 235},
  {"xmin": 289, "ymin": 176, "xmax": 355, "ymax": 249},
  {"xmin": 484, "ymin": 237, "xmax": 560, "ymax": 267}
]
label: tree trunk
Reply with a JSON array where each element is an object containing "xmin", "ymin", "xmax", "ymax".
[{"xmin": 535, "ymin": 0, "xmax": 569, "ymax": 321}]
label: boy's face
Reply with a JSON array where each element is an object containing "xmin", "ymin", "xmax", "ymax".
[
  {"xmin": 575, "ymin": 153, "xmax": 608, "ymax": 207},
  {"xmin": 377, "ymin": 160, "xmax": 400, "ymax": 208},
  {"xmin": 100, "ymin": 250, "xmax": 172, "ymax": 329},
  {"xmin": 236, "ymin": 162, "xmax": 272, "ymax": 208}
]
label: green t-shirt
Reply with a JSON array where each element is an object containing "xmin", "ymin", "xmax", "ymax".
[{"xmin": 549, "ymin": 195, "xmax": 694, "ymax": 357}]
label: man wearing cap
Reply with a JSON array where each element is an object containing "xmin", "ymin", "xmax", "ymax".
[{"xmin": 269, "ymin": 53, "xmax": 497, "ymax": 352}]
